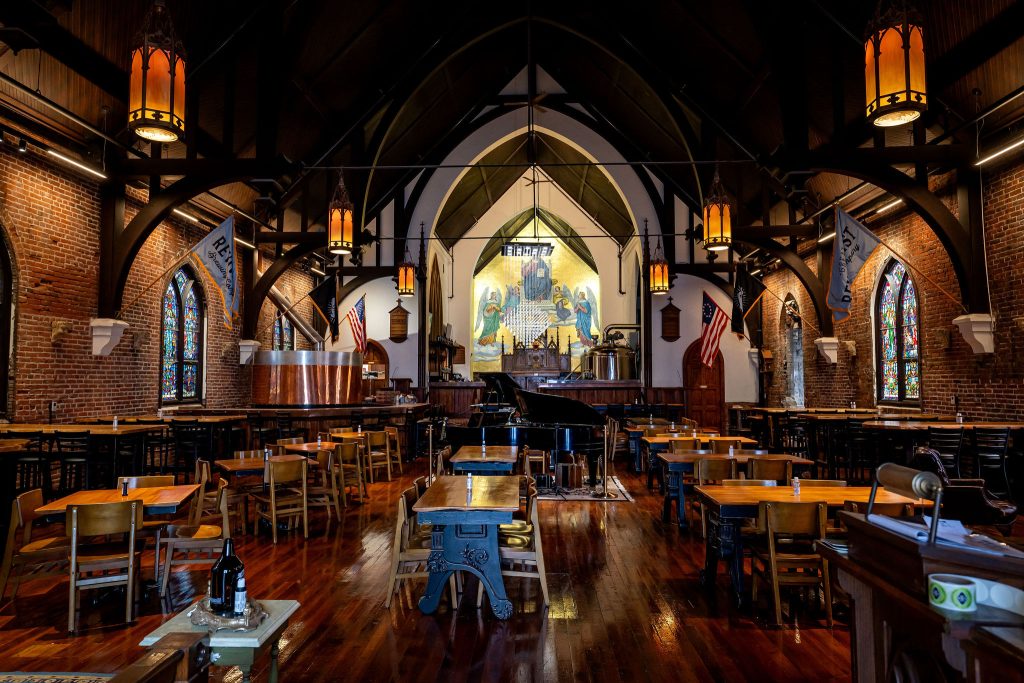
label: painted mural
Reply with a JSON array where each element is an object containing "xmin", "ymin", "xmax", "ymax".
[{"xmin": 471, "ymin": 222, "xmax": 600, "ymax": 376}]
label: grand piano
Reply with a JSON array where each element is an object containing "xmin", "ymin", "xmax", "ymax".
[{"xmin": 450, "ymin": 373, "xmax": 606, "ymax": 484}]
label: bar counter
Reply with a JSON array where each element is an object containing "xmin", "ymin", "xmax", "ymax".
[{"xmin": 535, "ymin": 380, "xmax": 643, "ymax": 405}]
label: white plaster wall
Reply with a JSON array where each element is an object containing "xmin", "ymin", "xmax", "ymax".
[{"xmin": 651, "ymin": 274, "xmax": 758, "ymax": 402}]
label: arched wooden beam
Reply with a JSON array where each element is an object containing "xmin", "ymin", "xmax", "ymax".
[
  {"xmin": 735, "ymin": 235, "xmax": 832, "ymax": 336},
  {"xmin": 243, "ymin": 241, "xmax": 323, "ymax": 338},
  {"xmin": 337, "ymin": 274, "xmax": 382, "ymax": 307},
  {"xmin": 799, "ymin": 152, "xmax": 982, "ymax": 311},
  {"xmin": 100, "ymin": 159, "xmax": 294, "ymax": 318}
]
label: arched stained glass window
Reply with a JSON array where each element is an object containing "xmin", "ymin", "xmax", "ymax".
[
  {"xmin": 272, "ymin": 314, "xmax": 294, "ymax": 350},
  {"xmin": 876, "ymin": 260, "xmax": 920, "ymax": 403},
  {"xmin": 161, "ymin": 267, "xmax": 204, "ymax": 403}
]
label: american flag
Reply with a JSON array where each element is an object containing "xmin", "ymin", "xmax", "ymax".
[
  {"xmin": 345, "ymin": 295, "xmax": 367, "ymax": 353},
  {"xmin": 700, "ymin": 291, "xmax": 729, "ymax": 367}
]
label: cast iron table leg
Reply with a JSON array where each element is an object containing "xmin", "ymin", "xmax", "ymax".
[{"xmin": 419, "ymin": 523, "xmax": 512, "ymax": 620}]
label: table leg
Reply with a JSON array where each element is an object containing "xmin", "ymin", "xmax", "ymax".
[
  {"xmin": 419, "ymin": 523, "xmax": 511, "ymax": 620},
  {"xmin": 240, "ymin": 665, "xmax": 252, "ymax": 683},
  {"xmin": 270, "ymin": 640, "xmax": 280, "ymax": 683}
]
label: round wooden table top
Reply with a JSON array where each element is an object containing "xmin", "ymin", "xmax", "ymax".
[{"xmin": 0, "ymin": 438, "xmax": 28, "ymax": 453}]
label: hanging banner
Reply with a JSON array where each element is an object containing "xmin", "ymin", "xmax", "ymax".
[
  {"xmin": 189, "ymin": 216, "xmax": 239, "ymax": 329},
  {"xmin": 828, "ymin": 208, "xmax": 881, "ymax": 323}
]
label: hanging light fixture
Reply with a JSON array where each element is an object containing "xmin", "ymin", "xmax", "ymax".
[
  {"xmin": 397, "ymin": 243, "xmax": 416, "ymax": 297},
  {"xmin": 327, "ymin": 174, "xmax": 354, "ymax": 255},
  {"xmin": 129, "ymin": 0, "xmax": 186, "ymax": 142},
  {"xmin": 864, "ymin": 1, "xmax": 926, "ymax": 127},
  {"xmin": 702, "ymin": 169, "xmax": 732, "ymax": 252},
  {"xmin": 649, "ymin": 226, "xmax": 669, "ymax": 295}
]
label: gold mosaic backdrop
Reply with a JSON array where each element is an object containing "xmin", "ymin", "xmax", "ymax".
[{"xmin": 471, "ymin": 223, "xmax": 601, "ymax": 376}]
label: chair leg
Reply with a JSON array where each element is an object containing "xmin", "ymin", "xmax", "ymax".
[
  {"xmin": 271, "ymin": 506, "xmax": 279, "ymax": 545},
  {"xmin": 822, "ymin": 560, "xmax": 833, "ymax": 628},
  {"xmin": 771, "ymin": 570, "xmax": 783, "ymax": 626},
  {"xmin": 160, "ymin": 542, "xmax": 174, "ymax": 597},
  {"xmin": 68, "ymin": 574, "xmax": 77, "ymax": 633},
  {"xmin": 126, "ymin": 558, "xmax": 136, "ymax": 624}
]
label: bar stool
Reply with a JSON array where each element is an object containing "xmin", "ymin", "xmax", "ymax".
[
  {"xmin": 12, "ymin": 432, "xmax": 49, "ymax": 496},
  {"xmin": 56, "ymin": 431, "xmax": 92, "ymax": 494}
]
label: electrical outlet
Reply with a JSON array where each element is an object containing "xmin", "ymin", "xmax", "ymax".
[{"xmin": 50, "ymin": 400, "xmax": 57, "ymax": 412}]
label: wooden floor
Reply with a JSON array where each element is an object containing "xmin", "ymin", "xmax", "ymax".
[{"xmin": 0, "ymin": 461, "xmax": 853, "ymax": 682}]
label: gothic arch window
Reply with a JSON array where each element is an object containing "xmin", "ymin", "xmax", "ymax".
[
  {"xmin": 161, "ymin": 266, "xmax": 205, "ymax": 403},
  {"xmin": 272, "ymin": 314, "xmax": 294, "ymax": 350},
  {"xmin": 0, "ymin": 239, "xmax": 11, "ymax": 416},
  {"xmin": 875, "ymin": 259, "xmax": 920, "ymax": 403}
]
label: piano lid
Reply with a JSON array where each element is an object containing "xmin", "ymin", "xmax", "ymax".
[
  {"xmin": 479, "ymin": 372, "xmax": 521, "ymax": 405},
  {"xmin": 514, "ymin": 388, "xmax": 604, "ymax": 426}
]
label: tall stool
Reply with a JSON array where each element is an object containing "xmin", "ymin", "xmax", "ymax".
[{"xmin": 56, "ymin": 431, "xmax": 91, "ymax": 494}]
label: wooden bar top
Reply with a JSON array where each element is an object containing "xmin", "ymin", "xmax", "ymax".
[
  {"xmin": 800, "ymin": 413, "xmax": 948, "ymax": 422},
  {"xmin": 215, "ymin": 455, "xmax": 305, "ymax": 473},
  {"xmin": 80, "ymin": 414, "xmax": 246, "ymax": 424},
  {"xmin": 283, "ymin": 441, "xmax": 343, "ymax": 453},
  {"xmin": 414, "ymin": 475, "xmax": 520, "ymax": 513},
  {"xmin": 658, "ymin": 452, "xmax": 813, "ymax": 465},
  {"xmin": 863, "ymin": 420, "xmax": 1024, "ymax": 431},
  {"xmin": 450, "ymin": 445, "xmax": 518, "ymax": 463},
  {"xmin": 1, "ymin": 423, "xmax": 157, "ymax": 436},
  {"xmin": 176, "ymin": 404, "xmax": 428, "ymax": 417},
  {"xmin": 0, "ymin": 438, "xmax": 27, "ymax": 453},
  {"xmin": 36, "ymin": 484, "xmax": 200, "ymax": 514},
  {"xmin": 694, "ymin": 485, "xmax": 924, "ymax": 508}
]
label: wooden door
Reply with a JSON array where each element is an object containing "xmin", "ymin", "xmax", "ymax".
[{"xmin": 683, "ymin": 340, "xmax": 724, "ymax": 431}]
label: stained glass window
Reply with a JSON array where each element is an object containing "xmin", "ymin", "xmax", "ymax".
[
  {"xmin": 876, "ymin": 259, "xmax": 921, "ymax": 403},
  {"xmin": 272, "ymin": 314, "xmax": 295, "ymax": 351},
  {"xmin": 161, "ymin": 266, "xmax": 204, "ymax": 403}
]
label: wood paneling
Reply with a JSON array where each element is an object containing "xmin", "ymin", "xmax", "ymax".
[
  {"xmin": 683, "ymin": 341, "xmax": 725, "ymax": 431},
  {"xmin": 429, "ymin": 382, "xmax": 483, "ymax": 418}
]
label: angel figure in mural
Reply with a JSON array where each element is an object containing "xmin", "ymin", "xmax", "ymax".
[
  {"xmin": 475, "ymin": 288, "xmax": 504, "ymax": 346},
  {"xmin": 552, "ymin": 283, "xmax": 573, "ymax": 322},
  {"xmin": 522, "ymin": 253, "xmax": 553, "ymax": 301},
  {"xmin": 502, "ymin": 284, "xmax": 521, "ymax": 319},
  {"xmin": 574, "ymin": 287, "xmax": 599, "ymax": 348}
]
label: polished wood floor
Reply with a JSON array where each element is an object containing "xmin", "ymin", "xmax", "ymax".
[{"xmin": 0, "ymin": 461, "xmax": 853, "ymax": 682}]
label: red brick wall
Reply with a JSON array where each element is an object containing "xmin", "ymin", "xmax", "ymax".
[
  {"xmin": 761, "ymin": 160, "xmax": 1024, "ymax": 421},
  {"xmin": 256, "ymin": 262, "xmax": 317, "ymax": 351},
  {"xmin": 0, "ymin": 145, "xmax": 314, "ymax": 422}
]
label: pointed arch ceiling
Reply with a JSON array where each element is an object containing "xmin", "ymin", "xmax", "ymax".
[{"xmin": 474, "ymin": 207, "xmax": 598, "ymax": 275}]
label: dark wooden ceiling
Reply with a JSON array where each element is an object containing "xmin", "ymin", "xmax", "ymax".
[{"xmin": 0, "ymin": 0, "xmax": 1022, "ymax": 244}]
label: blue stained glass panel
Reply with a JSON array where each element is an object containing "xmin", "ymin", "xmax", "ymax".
[
  {"xmin": 283, "ymin": 319, "xmax": 293, "ymax": 349},
  {"xmin": 183, "ymin": 289, "xmax": 198, "ymax": 360},
  {"xmin": 902, "ymin": 279, "xmax": 919, "ymax": 360},
  {"xmin": 162, "ymin": 327, "xmax": 177, "ymax": 360},
  {"xmin": 162, "ymin": 360, "xmax": 177, "ymax": 399},
  {"xmin": 182, "ymin": 363, "xmax": 197, "ymax": 398},
  {"xmin": 273, "ymin": 319, "xmax": 281, "ymax": 350},
  {"xmin": 880, "ymin": 281, "xmax": 897, "ymax": 329},
  {"xmin": 174, "ymin": 270, "xmax": 187, "ymax": 291}
]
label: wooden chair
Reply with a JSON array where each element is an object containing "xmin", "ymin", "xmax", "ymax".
[
  {"xmin": 522, "ymin": 448, "xmax": 547, "ymax": 480},
  {"xmin": 722, "ymin": 479, "xmax": 778, "ymax": 487},
  {"xmin": 384, "ymin": 426, "xmax": 403, "ymax": 475},
  {"xmin": 329, "ymin": 427, "xmax": 354, "ymax": 436},
  {"xmin": 927, "ymin": 427, "xmax": 965, "ymax": 478},
  {"xmin": 669, "ymin": 437, "xmax": 701, "ymax": 453},
  {"xmin": 798, "ymin": 479, "xmax": 848, "ymax": 487},
  {"xmin": 251, "ymin": 458, "xmax": 308, "ymax": 543},
  {"xmin": 711, "ymin": 439, "xmax": 744, "ymax": 454},
  {"xmin": 0, "ymin": 489, "xmax": 68, "ymax": 602},
  {"xmin": 842, "ymin": 500, "xmax": 912, "ymax": 516},
  {"xmin": 690, "ymin": 458, "xmax": 738, "ymax": 536},
  {"xmin": 385, "ymin": 487, "xmax": 456, "ymax": 609},
  {"xmin": 363, "ymin": 431, "xmax": 392, "ymax": 482},
  {"xmin": 274, "ymin": 437, "xmax": 305, "ymax": 456},
  {"xmin": 733, "ymin": 449, "xmax": 770, "ymax": 456},
  {"xmin": 750, "ymin": 501, "xmax": 832, "ymax": 627},
  {"xmin": 66, "ymin": 500, "xmax": 143, "ymax": 633},
  {"xmin": 748, "ymin": 458, "xmax": 793, "ymax": 484},
  {"xmin": 973, "ymin": 427, "xmax": 1011, "ymax": 497},
  {"xmin": 159, "ymin": 480, "xmax": 231, "ymax": 601},
  {"xmin": 307, "ymin": 449, "xmax": 342, "ymax": 526},
  {"xmin": 55, "ymin": 431, "xmax": 91, "ymax": 495},
  {"xmin": 191, "ymin": 459, "xmax": 248, "ymax": 535},
  {"xmin": 335, "ymin": 442, "xmax": 366, "ymax": 503},
  {"xmin": 479, "ymin": 500, "xmax": 549, "ymax": 609},
  {"xmin": 116, "ymin": 474, "xmax": 174, "ymax": 583}
]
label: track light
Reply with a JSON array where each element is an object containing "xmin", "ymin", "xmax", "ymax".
[
  {"xmin": 233, "ymin": 237, "xmax": 255, "ymax": 249},
  {"xmin": 46, "ymin": 150, "xmax": 108, "ymax": 179},
  {"xmin": 310, "ymin": 266, "xmax": 326, "ymax": 276},
  {"xmin": 17, "ymin": 138, "xmax": 27, "ymax": 153},
  {"xmin": 817, "ymin": 232, "xmax": 836, "ymax": 244},
  {"xmin": 975, "ymin": 136, "xmax": 1024, "ymax": 166},
  {"xmin": 875, "ymin": 199, "xmax": 904, "ymax": 214},
  {"xmin": 172, "ymin": 208, "xmax": 199, "ymax": 223}
]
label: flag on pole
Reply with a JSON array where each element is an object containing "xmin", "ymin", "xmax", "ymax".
[
  {"xmin": 189, "ymin": 216, "xmax": 239, "ymax": 329},
  {"xmin": 700, "ymin": 291, "xmax": 729, "ymax": 367},
  {"xmin": 731, "ymin": 266, "xmax": 766, "ymax": 337},
  {"xmin": 345, "ymin": 295, "xmax": 367, "ymax": 353},
  {"xmin": 309, "ymin": 276, "xmax": 339, "ymax": 342},
  {"xmin": 828, "ymin": 208, "xmax": 882, "ymax": 323}
]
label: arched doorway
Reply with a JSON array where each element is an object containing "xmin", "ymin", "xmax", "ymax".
[
  {"xmin": 363, "ymin": 339, "xmax": 390, "ymax": 395},
  {"xmin": 683, "ymin": 340, "xmax": 724, "ymax": 431}
]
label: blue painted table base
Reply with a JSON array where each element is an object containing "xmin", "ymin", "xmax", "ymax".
[
  {"xmin": 417, "ymin": 509, "xmax": 513, "ymax": 620},
  {"xmin": 451, "ymin": 461, "xmax": 515, "ymax": 475}
]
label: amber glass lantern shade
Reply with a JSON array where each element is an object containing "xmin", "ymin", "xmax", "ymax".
[
  {"xmin": 128, "ymin": 1, "xmax": 186, "ymax": 143},
  {"xmin": 702, "ymin": 171, "xmax": 732, "ymax": 252},
  {"xmin": 397, "ymin": 257, "xmax": 416, "ymax": 297},
  {"xmin": 327, "ymin": 175, "xmax": 354, "ymax": 255},
  {"xmin": 865, "ymin": 5, "xmax": 926, "ymax": 127},
  {"xmin": 649, "ymin": 247, "xmax": 669, "ymax": 295}
]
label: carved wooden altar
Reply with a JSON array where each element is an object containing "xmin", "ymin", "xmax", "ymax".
[{"xmin": 499, "ymin": 330, "xmax": 571, "ymax": 384}]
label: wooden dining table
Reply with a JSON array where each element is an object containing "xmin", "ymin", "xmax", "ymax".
[
  {"xmin": 693, "ymin": 484, "xmax": 927, "ymax": 606},
  {"xmin": 656, "ymin": 452, "xmax": 814, "ymax": 528},
  {"xmin": 449, "ymin": 445, "xmax": 518, "ymax": 474},
  {"xmin": 0, "ymin": 438, "xmax": 28, "ymax": 453},
  {"xmin": 1, "ymin": 423, "xmax": 159, "ymax": 436},
  {"xmin": 36, "ymin": 484, "xmax": 200, "ymax": 516},
  {"xmin": 215, "ymin": 455, "xmax": 306, "ymax": 478},
  {"xmin": 282, "ymin": 441, "xmax": 343, "ymax": 454},
  {"xmin": 413, "ymin": 475, "xmax": 520, "ymax": 619},
  {"xmin": 641, "ymin": 435, "xmax": 757, "ymax": 487}
]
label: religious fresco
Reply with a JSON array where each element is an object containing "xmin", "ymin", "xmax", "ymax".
[{"xmin": 471, "ymin": 222, "xmax": 600, "ymax": 376}]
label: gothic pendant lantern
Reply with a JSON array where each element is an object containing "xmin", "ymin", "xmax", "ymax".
[
  {"xmin": 129, "ymin": 0, "xmax": 186, "ymax": 142},
  {"xmin": 327, "ymin": 174, "xmax": 354, "ymax": 255},
  {"xmin": 649, "ymin": 235, "xmax": 669, "ymax": 295},
  {"xmin": 702, "ymin": 169, "xmax": 732, "ymax": 252},
  {"xmin": 397, "ymin": 245, "xmax": 416, "ymax": 297},
  {"xmin": 865, "ymin": 1, "xmax": 927, "ymax": 127}
]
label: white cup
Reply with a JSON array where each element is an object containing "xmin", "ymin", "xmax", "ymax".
[{"xmin": 928, "ymin": 573, "xmax": 978, "ymax": 612}]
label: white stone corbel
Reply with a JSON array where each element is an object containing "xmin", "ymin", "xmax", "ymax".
[
  {"xmin": 953, "ymin": 313, "xmax": 995, "ymax": 354},
  {"xmin": 748, "ymin": 348, "xmax": 761, "ymax": 367},
  {"xmin": 239, "ymin": 339, "xmax": 261, "ymax": 365},
  {"xmin": 90, "ymin": 318, "xmax": 129, "ymax": 356},
  {"xmin": 814, "ymin": 337, "xmax": 840, "ymax": 364}
]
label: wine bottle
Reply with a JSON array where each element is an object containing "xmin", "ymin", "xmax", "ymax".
[{"xmin": 209, "ymin": 538, "xmax": 245, "ymax": 616}]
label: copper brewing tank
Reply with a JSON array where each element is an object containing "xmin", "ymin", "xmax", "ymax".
[{"xmin": 252, "ymin": 350, "xmax": 363, "ymax": 406}]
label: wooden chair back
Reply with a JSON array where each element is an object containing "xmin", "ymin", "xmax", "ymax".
[
  {"xmin": 269, "ymin": 458, "xmax": 306, "ymax": 486},
  {"xmin": 696, "ymin": 458, "xmax": 737, "ymax": 484},
  {"xmin": 671, "ymin": 449, "xmax": 713, "ymax": 456},
  {"xmin": 413, "ymin": 476, "xmax": 428, "ymax": 498},
  {"xmin": 366, "ymin": 431, "xmax": 388, "ymax": 448},
  {"xmin": 117, "ymin": 475, "xmax": 175, "ymax": 489},
  {"xmin": 314, "ymin": 450, "xmax": 335, "ymax": 485},
  {"xmin": 276, "ymin": 437, "xmax": 304, "ymax": 447},
  {"xmin": 335, "ymin": 442, "xmax": 360, "ymax": 465},
  {"xmin": 733, "ymin": 449, "xmax": 769, "ymax": 456},
  {"xmin": 67, "ymin": 500, "xmax": 143, "ymax": 538},
  {"xmin": 798, "ymin": 479, "xmax": 848, "ymax": 487},
  {"xmin": 843, "ymin": 500, "xmax": 913, "ymax": 516},
  {"xmin": 722, "ymin": 479, "xmax": 778, "ymax": 487},
  {"xmin": 234, "ymin": 450, "xmax": 264, "ymax": 458},
  {"xmin": 669, "ymin": 438, "xmax": 701, "ymax": 453},
  {"xmin": 748, "ymin": 458, "xmax": 792, "ymax": 484},
  {"xmin": 330, "ymin": 427, "xmax": 354, "ymax": 435},
  {"xmin": 760, "ymin": 501, "xmax": 827, "ymax": 539},
  {"xmin": 13, "ymin": 488, "xmax": 46, "ymax": 532},
  {"xmin": 711, "ymin": 439, "xmax": 743, "ymax": 454}
]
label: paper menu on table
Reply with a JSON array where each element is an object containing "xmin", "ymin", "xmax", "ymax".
[{"xmin": 866, "ymin": 514, "xmax": 1024, "ymax": 559}]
